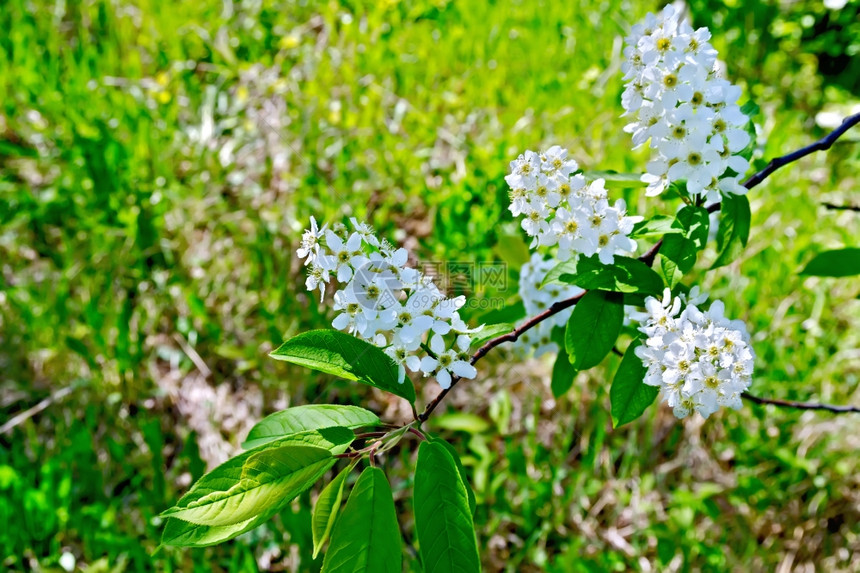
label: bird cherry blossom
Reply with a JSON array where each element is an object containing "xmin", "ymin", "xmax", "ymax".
[
  {"xmin": 622, "ymin": 6, "xmax": 752, "ymax": 202},
  {"xmin": 631, "ymin": 288, "xmax": 755, "ymax": 419},
  {"xmin": 298, "ymin": 218, "xmax": 482, "ymax": 387},
  {"xmin": 506, "ymin": 146, "xmax": 641, "ymax": 265}
]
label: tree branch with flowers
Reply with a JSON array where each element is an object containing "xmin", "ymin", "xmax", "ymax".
[{"xmin": 159, "ymin": 6, "xmax": 860, "ymax": 570}]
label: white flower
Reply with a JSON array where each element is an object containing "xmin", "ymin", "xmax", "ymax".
[
  {"xmin": 634, "ymin": 288, "xmax": 755, "ymax": 419},
  {"xmin": 385, "ymin": 339, "xmax": 422, "ymax": 385},
  {"xmin": 505, "ymin": 150, "xmax": 541, "ymax": 191},
  {"xmin": 622, "ymin": 7, "xmax": 752, "ymax": 201},
  {"xmin": 521, "ymin": 202, "xmax": 552, "ymax": 237},
  {"xmin": 324, "ymin": 230, "xmax": 363, "ymax": 282},
  {"xmin": 541, "ymin": 145, "xmax": 579, "ymax": 176},
  {"xmin": 305, "ymin": 265, "xmax": 331, "ymax": 303},
  {"xmin": 298, "ymin": 217, "xmax": 482, "ymax": 389},
  {"xmin": 396, "ymin": 289, "xmax": 437, "ymax": 343},
  {"xmin": 332, "ymin": 289, "xmax": 368, "ymax": 336},
  {"xmin": 349, "ymin": 217, "xmax": 380, "ymax": 247},
  {"xmin": 297, "ymin": 216, "xmax": 326, "ymax": 266},
  {"xmin": 419, "ymin": 334, "xmax": 477, "ymax": 389},
  {"xmin": 506, "ymin": 147, "xmax": 640, "ymax": 265}
]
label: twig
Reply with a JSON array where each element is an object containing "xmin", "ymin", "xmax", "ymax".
[
  {"xmin": 354, "ymin": 431, "xmax": 388, "ymax": 439},
  {"xmin": 406, "ymin": 426, "xmax": 427, "ymax": 441},
  {"xmin": 368, "ymin": 440, "xmax": 382, "ymax": 467},
  {"xmin": 416, "ymin": 112, "xmax": 860, "ymax": 423},
  {"xmin": 173, "ymin": 333, "xmax": 212, "ymax": 378},
  {"xmin": 417, "ymin": 291, "xmax": 586, "ymax": 422},
  {"xmin": 742, "ymin": 392, "xmax": 860, "ymax": 414},
  {"xmin": 0, "ymin": 386, "xmax": 75, "ymax": 435},
  {"xmin": 706, "ymin": 112, "xmax": 860, "ymax": 215},
  {"xmin": 822, "ymin": 202, "xmax": 860, "ymax": 212},
  {"xmin": 639, "ymin": 239, "xmax": 664, "ymax": 267},
  {"xmin": 741, "ymin": 112, "xmax": 860, "ymax": 190}
]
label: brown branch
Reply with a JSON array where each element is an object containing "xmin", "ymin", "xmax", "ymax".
[
  {"xmin": 639, "ymin": 239, "xmax": 664, "ymax": 267},
  {"xmin": 822, "ymin": 202, "xmax": 860, "ymax": 212},
  {"xmin": 416, "ymin": 112, "xmax": 860, "ymax": 423},
  {"xmin": 418, "ymin": 291, "xmax": 586, "ymax": 421},
  {"xmin": 742, "ymin": 392, "xmax": 860, "ymax": 414},
  {"xmin": 741, "ymin": 112, "xmax": 860, "ymax": 190},
  {"xmin": 706, "ymin": 112, "xmax": 860, "ymax": 214}
]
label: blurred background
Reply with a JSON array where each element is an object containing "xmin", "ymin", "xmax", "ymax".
[{"xmin": 1, "ymin": 0, "xmax": 859, "ymax": 571}]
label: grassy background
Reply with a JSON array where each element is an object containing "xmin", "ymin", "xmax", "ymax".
[{"xmin": 1, "ymin": 0, "xmax": 859, "ymax": 570}]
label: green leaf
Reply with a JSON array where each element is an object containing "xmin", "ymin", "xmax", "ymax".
[
  {"xmin": 243, "ymin": 405, "xmax": 380, "ymax": 449},
  {"xmin": 162, "ymin": 445, "xmax": 336, "ymax": 526},
  {"xmin": 610, "ymin": 338, "xmax": 659, "ymax": 428},
  {"xmin": 680, "ymin": 205, "xmax": 710, "ymax": 247},
  {"xmin": 468, "ymin": 323, "xmax": 513, "ymax": 348},
  {"xmin": 321, "ymin": 467, "xmax": 402, "ymax": 573},
  {"xmin": 565, "ymin": 290, "xmax": 624, "ymax": 370},
  {"xmin": 740, "ymin": 100, "xmax": 760, "ymax": 119},
  {"xmin": 800, "ymin": 248, "xmax": 860, "ymax": 277},
  {"xmin": 541, "ymin": 258, "xmax": 579, "ymax": 288},
  {"xmin": 161, "ymin": 428, "xmax": 353, "ymax": 536},
  {"xmin": 575, "ymin": 256, "xmax": 664, "ymax": 294},
  {"xmin": 414, "ymin": 442, "xmax": 481, "ymax": 573},
  {"xmin": 711, "ymin": 194, "xmax": 751, "ymax": 268},
  {"xmin": 658, "ymin": 249, "xmax": 683, "ymax": 288},
  {"xmin": 433, "ymin": 412, "xmax": 490, "ymax": 434},
  {"xmin": 270, "ymin": 329, "xmax": 415, "ymax": 403},
  {"xmin": 551, "ymin": 345, "xmax": 577, "ymax": 398},
  {"xmin": 659, "ymin": 206, "xmax": 710, "ymax": 285},
  {"xmin": 430, "ymin": 437, "xmax": 477, "ymax": 515},
  {"xmin": 583, "ymin": 170, "xmax": 646, "ymax": 184},
  {"xmin": 630, "ymin": 215, "xmax": 681, "ymax": 238},
  {"xmin": 543, "ymin": 256, "xmax": 663, "ymax": 295},
  {"xmin": 312, "ymin": 465, "xmax": 351, "ymax": 558},
  {"xmin": 161, "ymin": 513, "xmax": 271, "ymax": 548}
]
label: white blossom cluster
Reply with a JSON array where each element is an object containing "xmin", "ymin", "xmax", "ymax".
[
  {"xmin": 513, "ymin": 254, "xmax": 584, "ymax": 357},
  {"xmin": 622, "ymin": 5, "xmax": 751, "ymax": 201},
  {"xmin": 632, "ymin": 288, "xmax": 755, "ymax": 419},
  {"xmin": 505, "ymin": 146, "xmax": 641, "ymax": 264},
  {"xmin": 298, "ymin": 217, "xmax": 480, "ymax": 388}
]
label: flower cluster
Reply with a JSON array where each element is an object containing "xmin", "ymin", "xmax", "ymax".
[
  {"xmin": 513, "ymin": 254, "xmax": 584, "ymax": 357},
  {"xmin": 632, "ymin": 288, "xmax": 755, "ymax": 419},
  {"xmin": 506, "ymin": 146, "xmax": 641, "ymax": 264},
  {"xmin": 298, "ymin": 217, "xmax": 480, "ymax": 388},
  {"xmin": 622, "ymin": 6, "xmax": 751, "ymax": 201}
]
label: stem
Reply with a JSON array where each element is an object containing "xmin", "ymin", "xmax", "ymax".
[
  {"xmin": 742, "ymin": 393, "xmax": 860, "ymax": 414},
  {"xmin": 741, "ymin": 112, "xmax": 860, "ymax": 190},
  {"xmin": 407, "ymin": 426, "xmax": 428, "ymax": 441},
  {"xmin": 368, "ymin": 440, "xmax": 382, "ymax": 467},
  {"xmin": 639, "ymin": 239, "xmax": 664, "ymax": 268},
  {"xmin": 706, "ymin": 112, "xmax": 860, "ymax": 216},
  {"xmin": 822, "ymin": 202, "xmax": 860, "ymax": 212},
  {"xmin": 420, "ymin": 341, "xmax": 438, "ymax": 359},
  {"xmin": 418, "ymin": 291, "xmax": 587, "ymax": 422},
  {"xmin": 414, "ymin": 112, "xmax": 860, "ymax": 423},
  {"xmin": 354, "ymin": 431, "xmax": 388, "ymax": 439}
]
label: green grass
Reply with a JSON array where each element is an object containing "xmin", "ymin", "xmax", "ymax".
[{"xmin": 1, "ymin": 0, "xmax": 859, "ymax": 571}]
